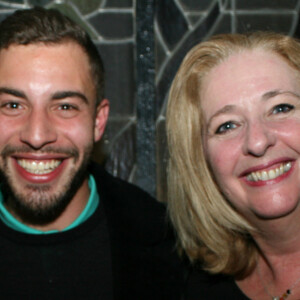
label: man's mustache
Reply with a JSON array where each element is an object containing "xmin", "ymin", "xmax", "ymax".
[{"xmin": 0, "ymin": 145, "xmax": 79, "ymax": 160}]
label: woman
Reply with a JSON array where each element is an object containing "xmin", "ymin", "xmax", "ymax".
[{"xmin": 167, "ymin": 31, "xmax": 300, "ymax": 299}]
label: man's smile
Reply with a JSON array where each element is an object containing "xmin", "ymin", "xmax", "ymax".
[
  {"xmin": 17, "ymin": 159, "xmax": 61, "ymax": 175},
  {"xmin": 10, "ymin": 155, "xmax": 70, "ymax": 184}
]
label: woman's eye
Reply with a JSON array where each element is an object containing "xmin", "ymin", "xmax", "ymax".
[
  {"xmin": 215, "ymin": 121, "xmax": 237, "ymax": 134},
  {"xmin": 272, "ymin": 103, "xmax": 294, "ymax": 114}
]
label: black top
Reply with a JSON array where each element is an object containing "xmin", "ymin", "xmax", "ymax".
[
  {"xmin": 185, "ymin": 267, "xmax": 250, "ymax": 300},
  {"xmin": 0, "ymin": 163, "xmax": 186, "ymax": 299}
]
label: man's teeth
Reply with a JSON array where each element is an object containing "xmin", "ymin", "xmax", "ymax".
[
  {"xmin": 246, "ymin": 162, "xmax": 292, "ymax": 182},
  {"xmin": 17, "ymin": 160, "xmax": 61, "ymax": 175}
]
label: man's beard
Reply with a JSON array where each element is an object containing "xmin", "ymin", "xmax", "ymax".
[{"xmin": 0, "ymin": 144, "xmax": 93, "ymax": 225}]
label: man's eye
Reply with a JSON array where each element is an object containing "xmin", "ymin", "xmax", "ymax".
[
  {"xmin": 215, "ymin": 121, "xmax": 237, "ymax": 134},
  {"xmin": 55, "ymin": 103, "xmax": 80, "ymax": 118},
  {"xmin": 0, "ymin": 101, "xmax": 24, "ymax": 116},
  {"xmin": 59, "ymin": 104, "xmax": 75, "ymax": 110},
  {"xmin": 272, "ymin": 103, "xmax": 294, "ymax": 114},
  {"xmin": 4, "ymin": 102, "xmax": 21, "ymax": 109}
]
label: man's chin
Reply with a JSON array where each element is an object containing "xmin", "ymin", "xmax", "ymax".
[
  {"xmin": 0, "ymin": 144, "xmax": 93, "ymax": 226},
  {"xmin": 4, "ymin": 184, "xmax": 78, "ymax": 225},
  {"xmin": 0, "ymin": 162, "xmax": 90, "ymax": 226}
]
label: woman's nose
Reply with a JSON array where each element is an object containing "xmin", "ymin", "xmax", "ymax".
[{"xmin": 242, "ymin": 122, "xmax": 276, "ymax": 157}]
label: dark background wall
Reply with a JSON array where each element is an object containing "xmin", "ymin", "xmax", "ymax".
[{"xmin": 1, "ymin": 0, "xmax": 299, "ymax": 200}]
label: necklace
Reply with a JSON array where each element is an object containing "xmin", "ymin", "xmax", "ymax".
[{"xmin": 258, "ymin": 264, "xmax": 300, "ymax": 300}]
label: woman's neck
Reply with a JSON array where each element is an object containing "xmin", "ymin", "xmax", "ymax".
[{"xmin": 237, "ymin": 214, "xmax": 300, "ymax": 299}]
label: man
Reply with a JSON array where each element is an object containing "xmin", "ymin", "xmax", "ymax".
[{"xmin": 0, "ymin": 7, "xmax": 185, "ymax": 299}]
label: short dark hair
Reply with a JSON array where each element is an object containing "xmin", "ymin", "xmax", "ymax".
[{"xmin": 0, "ymin": 6, "xmax": 104, "ymax": 104}]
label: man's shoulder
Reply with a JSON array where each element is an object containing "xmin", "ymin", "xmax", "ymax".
[
  {"xmin": 88, "ymin": 162, "xmax": 169, "ymax": 244},
  {"xmin": 89, "ymin": 163, "xmax": 186, "ymax": 300},
  {"xmin": 89, "ymin": 162, "xmax": 160, "ymax": 206}
]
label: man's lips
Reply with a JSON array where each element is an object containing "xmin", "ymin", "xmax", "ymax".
[
  {"xmin": 12, "ymin": 157, "xmax": 67, "ymax": 184},
  {"xmin": 17, "ymin": 159, "xmax": 61, "ymax": 175}
]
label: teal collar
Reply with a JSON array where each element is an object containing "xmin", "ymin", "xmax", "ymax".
[{"xmin": 0, "ymin": 174, "xmax": 99, "ymax": 234}]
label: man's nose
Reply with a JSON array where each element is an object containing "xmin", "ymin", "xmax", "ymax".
[
  {"xmin": 20, "ymin": 109, "xmax": 57, "ymax": 149},
  {"xmin": 242, "ymin": 122, "xmax": 276, "ymax": 157}
]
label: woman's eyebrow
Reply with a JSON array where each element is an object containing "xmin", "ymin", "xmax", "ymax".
[
  {"xmin": 206, "ymin": 104, "xmax": 236, "ymax": 128},
  {"xmin": 262, "ymin": 89, "xmax": 300, "ymax": 101},
  {"xmin": 206, "ymin": 90, "xmax": 300, "ymax": 129}
]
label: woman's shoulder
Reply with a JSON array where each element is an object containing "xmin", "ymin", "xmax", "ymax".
[{"xmin": 185, "ymin": 265, "xmax": 250, "ymax": 300}]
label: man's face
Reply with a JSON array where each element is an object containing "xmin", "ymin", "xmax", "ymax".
[{"xmin": 0, "ymin": 42, "xmax": 108, "ymax": 223}]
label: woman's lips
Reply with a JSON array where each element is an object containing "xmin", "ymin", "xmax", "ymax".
[
  {"xmin": 246, "ymin": 161, "xmax": 292, "ymax": 182},
  {"xmin": 241, "ymin": 160, "xmax": 294, "ymax": 187}
]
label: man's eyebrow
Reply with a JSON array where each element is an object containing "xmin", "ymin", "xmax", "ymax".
[
  {"xmin": 52, "ymin": 91, "xmax": 88, "ymax": 104},
  {"xmin": 0, "ymin": 88, "xmax": 90, "ymax": 104},
  {"xmin": 0, "ymin": 87, "xmax": 26, "ymax": 98}
]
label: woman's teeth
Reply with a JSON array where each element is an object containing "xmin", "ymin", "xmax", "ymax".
[
  {"xmin": 17, "ymin": 159, "xmax": 61, "ymax": 175},
  {"xmin": 246, "ymin": 162, "xmax": 292, "ymax": 182}
]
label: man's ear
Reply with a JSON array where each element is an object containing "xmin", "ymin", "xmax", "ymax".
[{"xmin": 94, "ymin": 99, "xmax": 109, "ymax": 142}]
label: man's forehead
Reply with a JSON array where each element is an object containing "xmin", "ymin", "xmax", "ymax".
[
  {"xmin": 0, "ymin": 41, "xmax": 91, "ymax": 77},
  {"xmin": 0, "ymin": 41, "xmax": 96, "ymax": 104}
]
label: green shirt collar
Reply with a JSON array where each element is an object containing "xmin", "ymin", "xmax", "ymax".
[{"xmin": 0, "ymin": 174, "xmax": 99, "ymax": 234}]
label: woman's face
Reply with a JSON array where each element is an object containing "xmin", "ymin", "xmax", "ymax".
[{"xmin": 202, "ymin": 49, "xmax": 300, "ymax": 222}]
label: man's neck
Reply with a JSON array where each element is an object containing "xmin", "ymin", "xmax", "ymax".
[{"xmin": 6, "ymin": 178, "xmax": 90, "ymax": 232}]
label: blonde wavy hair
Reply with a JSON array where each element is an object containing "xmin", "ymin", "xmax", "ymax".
[{"xmin": 166, "ymin": 31, "xmax": 300, "ymax": 278}]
